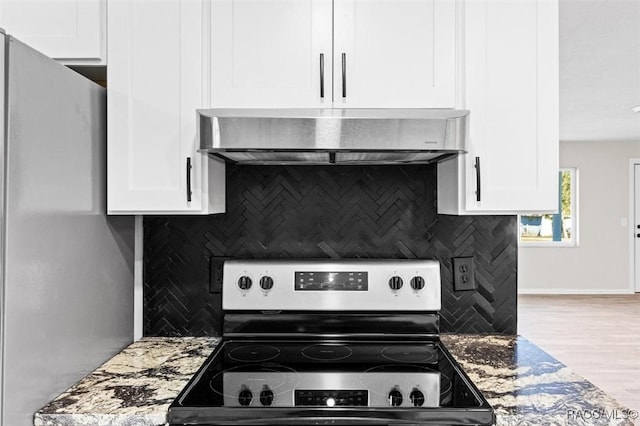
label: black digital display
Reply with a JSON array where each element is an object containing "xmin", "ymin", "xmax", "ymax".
[
  {"xmin": 295, "ymin": 272, "xmax": 368, "ymax": 291},
  {"xmin": 295, "ymin": 390, "xmax": 368, "ymax": 406}
]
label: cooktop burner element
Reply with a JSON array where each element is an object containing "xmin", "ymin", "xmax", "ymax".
[
  {"xmin": 301, "ymin": 344, "xmax": 353, "ymax": 361},
  {"xmin": 227, "ymin": 344, "xmax": 280, "ymax": 362},
  {"xmin": 169, "ymin": 259, "xmax": 494, "ymax": 426},
  {"xmin": 381, "ymin": 345, "xmax": 439, "ymax": 363}
]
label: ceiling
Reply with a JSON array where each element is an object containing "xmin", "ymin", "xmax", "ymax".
[{"xmin": 560, "ymin": 0, "xmax": 640, "ymax": 142}]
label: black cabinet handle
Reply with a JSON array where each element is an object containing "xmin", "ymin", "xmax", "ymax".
[
  {"xmin": 186, "ymin": 157, "xmax": 192, "ymax": 203},
  {"xmin": 342, "ymin": 52, "xmax": 347, "ymax": 98},
  {"xmin": 319, "ymin": 53, "xmax": 325, "ymax": 99},
  {"xmin": 474, "ymin": 156, "xmax": 481, "ymax": 202}
]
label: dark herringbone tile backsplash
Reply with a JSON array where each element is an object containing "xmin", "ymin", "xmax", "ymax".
[{"xmin": 144, "ymin": 164, "xmax": 517, "ymax": 336}]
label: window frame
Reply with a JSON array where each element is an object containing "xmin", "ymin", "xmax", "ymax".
[{"xmin": 518, "ymin": 168, "xmax": 579, "ymax": 248}]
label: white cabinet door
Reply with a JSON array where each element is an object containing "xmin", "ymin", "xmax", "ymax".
[
  {"xmin": 438, "ymin": 0, "xmax": 558, "ymax": 214},
  {"xmin": 0, "ymin": 0, "xmax": 105, "ymax": 64},
  {"xmin": 210, "ymin": 0, "xmax": 455, "ymax": 109},
  {"xmin": 210, "ymin": 0, "xmax": 333, "ymax": 108},
  {"xmin": 333, "ymin": 0, "xmax": 456, "ymax": 108},
  {"xmin": 107, "ymin": 0, "xmax": 225, "ymax": 215}
]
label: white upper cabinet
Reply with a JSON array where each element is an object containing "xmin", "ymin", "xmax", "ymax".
[
  {"xmin": 210, "ymin": 0, "xmax": 456, "ymax": 108},
  {"xmin": 0, "ymin": 0, "xmax": 105, "ymax": 64},
  {"xmin": 438, "ymin": 0, "xmax": 559, "ymax": 214},
  {"xmin": 107, "ymin": 0, "xmax": 225, "ymax": 215},
  {"xmin": 211, "ymin": 0, "xmax": 333, "ymax": 108},
  {"xmin": 333, "ymin": 0, "xmax": 456, "ymax": 108}
]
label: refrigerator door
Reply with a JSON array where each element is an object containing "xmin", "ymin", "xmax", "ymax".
[
  {"xmin": 1, "ymin": 36, "xmax": 134, "ymax": 425},
  {"xmin": 0, "ymin": 31, "xmax": 5, "ymax": 426}
]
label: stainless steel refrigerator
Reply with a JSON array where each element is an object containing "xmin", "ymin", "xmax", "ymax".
[{"xmin": 0, "ymin": 32, "xmax": 135, "ymax": 425}]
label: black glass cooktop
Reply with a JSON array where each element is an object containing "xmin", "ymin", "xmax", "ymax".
[{"xmin": 169, "ymin": 339, "xmax": 494, "ymax": 425}]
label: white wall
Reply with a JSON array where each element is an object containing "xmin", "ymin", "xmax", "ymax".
[
  {"xmin": 559, "ymin": 0, "xmax": 640, "ymax": 143},
  {"xmin": 518, "ymin": 141, "xmax": 640, "ymax": 294}
]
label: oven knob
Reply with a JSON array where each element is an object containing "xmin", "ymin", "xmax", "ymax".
[
  {"xmin": 260, "ymin": 276, "xmax": 274, "ymax": 291},
  {"xmin": 388, "ymin": 388, "xmax": 403, "ymax": 407},
  {"xmin": 410, "ymin": 276, "xmax": 425, "ymax": 291},
  {"xmin": 388, "ymin": 276, "xmax": 403, "ymax": 291},
  {"xmin": 260, "ymin": 385, "xmax": 274, "ymax": 406},
  {"xmin": 238, "ymin": 276, "xmax": 252, "ymax": 290},
  {"xmin": 238, "ymin": 386, "xmax": 253, "ymax": 406},
  {"xmin": 409, "ymin": 388, "xmax": 425, "ymax": 407}
]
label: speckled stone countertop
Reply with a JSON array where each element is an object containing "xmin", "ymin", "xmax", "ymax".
[
  {"xmin": 35, "ymin": 337, "xmax": 220, "ymax": 426},
  {"xmin": 441, "ymin": 335, "xmax": 636, "ymax": 426},
  {"xmin": 36, "ymin": 335, "xmax": 636, "ymax": 426}
]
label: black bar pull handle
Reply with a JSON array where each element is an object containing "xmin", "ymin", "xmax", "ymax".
[
  {"xmin": 474, "ymin": 156, "xmax": 481, "ymax": 202},
  {"xmin": 186, "ymin": 157, "xmax": 192, "ymax": 203},
  {"xmin": 342, "ymin": 52, "xmax": 347, "ymax": 98},
  {"xmin": 319, "ymin": 53, "xmax": 325, "ymax": 99}
]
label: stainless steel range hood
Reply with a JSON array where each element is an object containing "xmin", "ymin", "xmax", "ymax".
[{"xmin": 198, "ymin": 109, "xmax": 468, "ymax": 165}]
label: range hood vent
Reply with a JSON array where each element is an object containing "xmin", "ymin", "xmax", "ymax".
[{"xmin": 198, "ymin": 109, "xmax": 468, "ymax": 165}]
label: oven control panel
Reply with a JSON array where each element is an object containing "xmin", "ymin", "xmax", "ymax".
[
  {"xmin": 295, "ymin": 390, "xmax": 368, "ymax": 406},
  {"xmin": 222, "ymin": 372, "xmax": 440, "ymax": 408},
  {"xmin": 295, "ymin": 272, "xmax": 368, "ymax": 291},
  {"xmin": 222, "ymin": 259, "xmax": 441, "ymax": 311}
]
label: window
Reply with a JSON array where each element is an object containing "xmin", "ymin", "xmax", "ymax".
[{"xmin": 519, "ymin": 168, "xmax": 578, "ymax": 247}]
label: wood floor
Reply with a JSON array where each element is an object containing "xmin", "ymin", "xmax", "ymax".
[{"xmin": 518, "ymin": 294, "xmax": 640, "ymax": 412}]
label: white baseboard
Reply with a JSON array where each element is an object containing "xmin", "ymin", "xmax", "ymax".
[{"xmin": 518, "ymin": 288, "xmax": 635, "ymax": 295}]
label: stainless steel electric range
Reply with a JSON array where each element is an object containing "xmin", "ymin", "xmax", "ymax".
[{"xmin": 169, "ymin": 259, "xmax": 495, "ymax": 426}]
